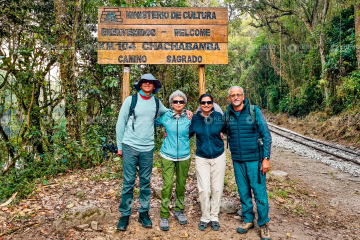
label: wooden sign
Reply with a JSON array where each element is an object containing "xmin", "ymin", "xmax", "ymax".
[{"xmin": 98, "ymin": 7, "xmax": 228, "ymax": 65}]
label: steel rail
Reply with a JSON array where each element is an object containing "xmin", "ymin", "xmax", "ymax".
[
  {"xmin": 268, "ymin": 123, "xmax": 360, "ymax": 157},
  {"xmin": 268, "ymin": 125, "xmax": 360, "ymax": 165}
]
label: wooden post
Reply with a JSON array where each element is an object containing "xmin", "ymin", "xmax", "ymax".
[
  {"xmin": 122, "ymin": 0, "xmax": 131, "ymax": 103},
  {"xmin": 122, "ymin": 65, "xmax": 130, "ymax": 102},
  {"xmin": 198, "ymin": 65, "xmax": 206, "ymax": 96}
]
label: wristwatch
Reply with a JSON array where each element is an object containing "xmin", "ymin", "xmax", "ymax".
[{"xmin": 264, "ymin": 157, "xmax": 270, "ymax": 161}]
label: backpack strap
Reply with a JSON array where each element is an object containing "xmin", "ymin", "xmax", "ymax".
[
  {"xmin": 249, "ymin": 105, "xmax": 258, "ymax": 133},
  {"xmin": 126, "ymin": 94, "xmax": 138, "ymax": 130},
  {"xmin": 224, "ymin": 110, "xmax": 230, "ymax": 149},
  {"xmin": 153, "ymin": 97, "xmax": 160, "ymax": 138}
]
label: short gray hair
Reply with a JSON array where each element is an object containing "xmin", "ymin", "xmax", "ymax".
[
  {"xmin": 169, "ymin": 90, "xmax": 187, "ymax": 104},
  {"xmin": 228, "ymin": 86, "xmax": 244, "ymax": 96}
]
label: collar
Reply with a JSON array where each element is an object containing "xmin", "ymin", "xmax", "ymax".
[
  {"xmin": 227, "ymin": 99, "xmax": 249, "ymax": 113},
  {"xmin": 139, "ymin": 90, "xmax": 153, "ymax": 100},
  {"xmin": 171, "ymin": 109, "xmax": 187, "ymax": 119}
]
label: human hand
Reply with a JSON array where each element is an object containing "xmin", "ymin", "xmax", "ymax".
[
  {"xmin": 185, "ymin": 110, "xmax": 193, "ymax": 120},
  {"xmin": 260, "ymin": 159, "xmax": 270, "ymax": 175},
  {"xmin": 116, "ymin": 150, "xmax": 123, "ymax": 158}
]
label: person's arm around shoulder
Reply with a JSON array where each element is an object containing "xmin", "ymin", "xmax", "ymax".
[
  {"xmin": 255, "ymin": 107, "xmax": 272, "ymax": 174},
  {"xmin": 116, "ymin": 96, "xmax": 132, "ymax": 158},
  {"xmin": 157, "ymin": 99, "xmax": 169, "ymax": 116},
  {"xmin": 215, "ymin": 111, "xmax": 225, "ymax": 139},
  {"xmin": 155, "ymin": 112, "xmax": 166, "ymax": 128},
  {"xmin": 188, "ymin": 115, "xmax": 196, "ymax": 139}
]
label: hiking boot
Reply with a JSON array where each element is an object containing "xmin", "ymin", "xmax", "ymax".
[
  {"xmin": 211, "ymin": 221, "xmax": 220, "ymax": 231},
  {"xmin": 174, "ymin": 211, "xmax": 187, "ymax": 225},
  {"xmin": 198, "ymin": 221, "xmax": 209, "ymax": 231},
  {"xmin": 117, "ymin": 216, "xmax": 129, "ymax": 231},
  {"xmin": 138, "ymin": 211, "xmax": 152, "ymax": 228},
  {"xmin": 160, "ymin": 218, "xmax": 169, "ymax": 231},
  {"xmin": 237, "ymin": 222, "xmax": 254, "ymax": 234},
  {"xmin": 260, "ymin": 222, "xmax": 271, "ymax": 240}
]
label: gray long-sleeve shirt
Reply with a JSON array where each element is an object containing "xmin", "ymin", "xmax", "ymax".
[{"xmin": 116, "ymin": 93, "xmax": 168, "ymax": 152}]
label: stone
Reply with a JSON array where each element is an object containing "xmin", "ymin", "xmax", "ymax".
[
  {"xmin": 91, "ymin": 221, "xmax": 99, "ymax": 230},
  {"xmin": 237, "ymin": 210, "xmax": 242, "ymax": 216},
  {"xmin": 153, "ymin": 187, "xmax": 162, "ymax": 199},
  {"xmin": 330, "ymin": 198, "xmax": 339, "ymax": 207},
  {"xmin": 35, "ymin": 215, "xmax": 46, "ymax": 223},
  {"xmin": 220, "ymin": 200, "xmax": 238, "ymax": 214},
  {"xmin": 267, "ymin": 170, "xmax": 288, "ymax": 182},
  {"xmin": 105, "ymin": 235, "xmax": 115, "ymax": 240},
  {"xmin": 77, "ymin": 224, "xmax": 90, "ymax": 229},
  {"xmin": 94, "ymin": 237, "xmax": 106, "ymax": 240},
  {"xmin": 53, "ymin": 205, "xmax": 115, "ymax": 230}
]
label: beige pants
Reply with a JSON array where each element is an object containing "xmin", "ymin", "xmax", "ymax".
[{"xmin": 195, "ymin": 152, "xmax": 226, "ymax": 222}]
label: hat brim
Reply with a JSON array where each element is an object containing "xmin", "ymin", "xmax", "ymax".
[{"xmin": 134, "ymin": 79, "xmax": 162, "ymax": 94}]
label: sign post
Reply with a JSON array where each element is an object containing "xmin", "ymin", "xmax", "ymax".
[
  {"xmin": 199, "ymin": 65, "xmax": 206, "ymax": 96},
  {"xmin": 98, "ymin": 7, "xmax": 228, "ymax": 98}
]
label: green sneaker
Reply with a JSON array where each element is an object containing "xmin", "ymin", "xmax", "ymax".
[
  {"xmin": 198, "ymin": 221, "xmax": 209, "ymax": 231},
  {"xmin": 237, "ymin": 222, "xmax": 254, "ymax": 234},
  {"xmin": 117, "ymin": 216, "xmax": 129, "ymax": 231},
  {"xmin": 138, "ymin": 211, "xmax": 152, "ymax": 228},
  {"xmin": 211, "ymin": 221, "xmax": 220, "ymax": 231}
]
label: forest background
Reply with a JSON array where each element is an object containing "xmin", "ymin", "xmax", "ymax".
[{"xmin": 0, "ymin": 0, "xmax": 359, "ymax": 201}]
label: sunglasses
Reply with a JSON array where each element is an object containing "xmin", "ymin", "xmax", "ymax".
[
  {"xmin": 200, "ymin": 101, "xmax": 213, "ymax": 105},
  {"xmin": 173, "ymin": 100, "xmax": 185, "ymax": 105},
  {"xmin": 141, "ymin": 80, "xmax": 154, "ymax": 84}
]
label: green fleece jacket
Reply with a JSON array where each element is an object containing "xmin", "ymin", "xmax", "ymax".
[{"xmin": 116, "ymin": 93, "xmax": 168, "ymax": 151}]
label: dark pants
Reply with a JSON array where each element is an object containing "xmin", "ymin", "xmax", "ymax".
[
  {"xmin": 233, "ymin": 160, "xmax": 270, "ymax": 226},
  {"xmin": 119, "ymin": 144, "xmax": 154, "ymax": 217}
]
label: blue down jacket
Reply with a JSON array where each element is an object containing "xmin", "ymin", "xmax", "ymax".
[{"xmin": 225, "ymin": 99, "xmax": 272, "ymax": 162}]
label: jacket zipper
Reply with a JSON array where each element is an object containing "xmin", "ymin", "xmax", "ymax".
[
  {"xmin": 231, "ymin": 109, "xmax": 243, "ymax": 161},
  {"xmin": 204, "ymin": 114, "xmax": 214, "ymax": 158},
  {"xmin": 177, "ymin": 117, "xmax": 179, "ymax": 160}
]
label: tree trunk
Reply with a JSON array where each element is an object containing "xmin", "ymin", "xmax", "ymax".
[
  {"xmin": 355, "ymin": 2, "xmax": 360, "ymax": 68},
  {"xmin": 54, "ymin": 0, "xmax": 82, "ymax": 142}
]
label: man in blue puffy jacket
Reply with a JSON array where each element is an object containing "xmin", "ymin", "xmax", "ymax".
[{"xmin": 224, "ymin": 86, "xmax": 272, "ymax": 240}]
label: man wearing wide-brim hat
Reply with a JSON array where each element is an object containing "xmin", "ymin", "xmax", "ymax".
[{"xmin": 115, "ymin": 73, "xmax": 192, "ymax": 231}]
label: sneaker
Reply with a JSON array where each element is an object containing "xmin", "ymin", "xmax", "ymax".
[
  {"xmin": 117, "ymin": 216, "xmax": 129, "ymax": 231},
  {"xmin": 198, "ymin": 221, "xmax": 209, "ymax": 231},
  {"xmin": 237, "ymin": 222, "xmax": 254, "ymax": 234},
  {"xmin": 174, "ymin": 211, "xmax": 187, "ymax": 225},
  {"xmin": 260, "ymin": 222, "xmax": 271, "ymax": 240},
  {"xmin": 138, "ymin": 211, "xmax": 152, "ymax": 228},
  {"xmin": 160, "ymin": 218, "xmax": 169, "ymax": 231},
  {"xmin": 211, "ymin": 221, "xmax": 220, "ymax": 231}
]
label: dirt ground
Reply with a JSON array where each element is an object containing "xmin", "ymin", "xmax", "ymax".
[{"xmin": 1, "ymin": 144, "xmax": 360, "ymax": 240}]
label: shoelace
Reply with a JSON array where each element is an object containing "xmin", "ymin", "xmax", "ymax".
[
  {"xmin": 262, "ymin": 225, "xmax": 269, "ymax": 235},
  {"xmin": 177, "ymin": 213, "xmax": 186, "ymax": 221}
]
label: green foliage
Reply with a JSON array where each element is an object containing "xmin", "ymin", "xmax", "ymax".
[{"xmin": 1, "ymin": 0, "xmax": 360, "ymax": 202}]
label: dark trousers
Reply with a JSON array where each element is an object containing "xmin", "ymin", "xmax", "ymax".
[
  {"xmin": 119, "ymin": 144, "xmax": 154, "ymax": 217},
  {"xmin": 233, "ymin": 160, "xmax": 270, "ymax": 226}
]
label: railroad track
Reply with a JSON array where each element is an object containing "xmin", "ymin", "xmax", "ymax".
[{"xmin": 268, "ymin": 123, "xmax": 360, "ymax": 165}]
